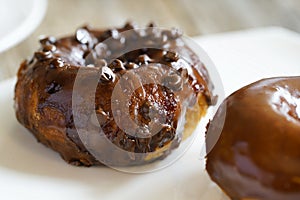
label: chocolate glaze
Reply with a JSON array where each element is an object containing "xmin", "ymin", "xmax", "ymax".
[
  {"xmin": 206, "ymin": 76, "xmax": 300, "ymax": 200},
  {"xmin": 15, "ymin": 22, "xmax": 213, "ymax": 166}
]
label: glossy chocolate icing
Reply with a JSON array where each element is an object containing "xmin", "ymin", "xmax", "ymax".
[
  {"xmin": 15, "ymin": 22, "xmax": 213, "ymax": 166},
  {"xmin": 206, "ymin": 76, "xmax": 300, "ymax": 200}
]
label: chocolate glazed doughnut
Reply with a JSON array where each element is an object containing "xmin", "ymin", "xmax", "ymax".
[
  {"xmin": 15, "ymin": 22, "xmax": 214, "ymax": 166},
  {"xmin": 206, "ymin": 76, "xmax": 300, "ymax": 200}
]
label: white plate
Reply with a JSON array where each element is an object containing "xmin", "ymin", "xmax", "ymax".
[
  {"xmin": 0, "ymin": 0, "xmax": 47, "ymax": 53},
  {"xmin": 1, "ymin": 27, "xmax": 300, "ymax": 200}
]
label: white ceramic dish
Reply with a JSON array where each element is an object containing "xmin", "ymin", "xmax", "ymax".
[
  {"xmin": 0, "ymin": 27, "xmax": 300, "ymax": 200},
  {"xmin": 0, "ymin": 0, "xmax": 47, "ymax": 53}
]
